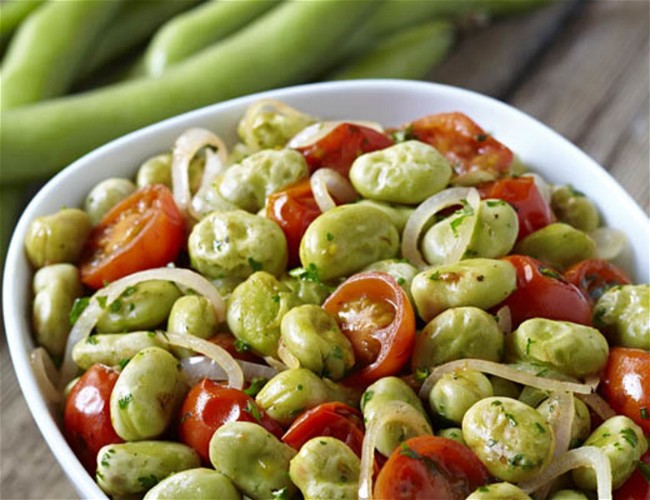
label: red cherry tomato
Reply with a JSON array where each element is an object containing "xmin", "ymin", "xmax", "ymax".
[
  {"xmin": 600, "ymin": 347, "xmax": 650, "ymax": 436},
  {"xmin": 374, "ymin": 435, "xmax": 490, "ymax": 500},
  {"xmin": 294, "ymin": 122, "xmax": 393, "ymax": 177},
  {"xmin": 80, "ymin": 185, "xmax": 184, "ymax": 289},
  {"xmin": 64, "ymin": 364, "xmax": 123, "ymax": 473},
  {"xmin": 282, "ymin": 402, "xmax": 365, "ymax": 456},
  {"xmin": 480, "ymin": 176, "xmax": 555, "ymax": 240},
  {"xmin": 177, "ymin": 378, "xmax": 283, "ymax": 463},
  {"xmin": 407, "ymin": 112, "xmax": 513, "ymax": 180},
  {"xmin": 323, "ymin": 272, "xmax": 416, "ymax": 386},
  {"xmin": 564, "ymin": 258, "xmax": 632, "ymax": 306},
  {"xmin": 614, "ymin": 450, "xmax": 650, "ymax": 500},
  {"xmin": 266, "ymin": 179, "xmax": 321, "ymax": 267},
  {"xmin": 499, "ymin": 255, "xmax": 592, "ymax": 328}
]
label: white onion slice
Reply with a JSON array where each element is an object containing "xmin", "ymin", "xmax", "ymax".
[
  {"xmin": 276, "ymin": 340, "xmax": 301, "ymax": 370},
  {"xmin": 519, "ymin": 446, "xmax": 612, "ymax": 500},
  {"xmin": 401, "ymin": 187, "xmax": 480, "ymax": 269},
  {"xmin": 495, "ymin": 305, "xmax": 512, "ymax": 335},
  {"xmin": 310, "ymin": 168, "xmax": 357, "ymax": 212},
  {"xmin": 59, "ymin": 267, "xmax": 226, "ymax": 388},
  {"xmin": 590, "ymin": 227, "xmax": 627, "ymax": 260},
  {"xmin": 31, "ymin": 347, "xmax": 63, "ymax": 404},
  {"xmin": 287, "ymin": 120, "xmax": 384, "ymax": 149},
  {"xmin": 241, "ymin": 99, "xmax": 314, "ymax": 151},
  {"xmin": 171, "ymin": 128, "xmax": 228, "ymax": 217},
  {"xmin": 180, "ymin": 355, "xmax": 278, "ymax": 386},
  {"xmin": 264, "ymin": 356, "xmax": 289, "ymax": 372},
  {"xmin": 418, "ymin": 359, "xmax": 597, "ymax": 401},
  {"xmin": 576, "ymin": 392, "xmax": 617, "ymax": 421}
]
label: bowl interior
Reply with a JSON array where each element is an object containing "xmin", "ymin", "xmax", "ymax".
[{"xmin": 3, "ymin": 79, "xmax": 648, "ymax": 498}]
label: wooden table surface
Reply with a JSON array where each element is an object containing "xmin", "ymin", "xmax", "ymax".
[{"xmin": 1, "ymin": 1, "xmax": 648, "ymax": 498}]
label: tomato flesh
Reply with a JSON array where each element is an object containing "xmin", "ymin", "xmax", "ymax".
[
  {"xmin": 614, "ymin": 450, "xmax": 650, "ymax": 500},
  {"xmin": 564, "ymin": 258, "xmax": 632, "ymax": 305}
]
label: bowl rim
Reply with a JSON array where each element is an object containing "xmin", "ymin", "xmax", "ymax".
[{"xmin": 3, "ymin": 78, "xmax": 648, "ymax": 499}]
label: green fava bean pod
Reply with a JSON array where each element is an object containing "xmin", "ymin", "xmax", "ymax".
[
  {"xmin": 572, "ymin": 416, "xmax": 648, "ymax": 490},
  {"xmin": 411, "ymin": 258, "xmax": 517, "ymax": 322},
  {"xmin": 411, "ymin": 306, "xmax": 504, "ymax": 370},
  {"xmin": 142, "ymin": 467, "xmax": 241, "ymax": 500},
  {"xmin": 429, "ymin": 369, "xmax": 494, "ymax": 425},
  {"xmin": 96, "ymin": 280, "xmax": 182, "ymax": 333},
  {"xmin": 536, "ymin": 396, "xmax": 591, "ymax": 449},
  {"xmin": 96, "ymin": 441, "xmax": 200, "ymax": 497},
  {"xmin": 189, "ymin": 210, "xmax": 288, "ymax": 280},
  {"xmin": 506, "ymin": 318, "xmax": 609, "ymax": 379},
  {"xmin": 289, "ymin": 437, "xmax": 360, "ymax": 500},
  {"xmin": 299, "ymin": 204, "xmax": 400, "ymax": 281},
  {"xmin": 24, "ymin": 208, "xmax": 91, "ymax": 268},
  {"xmin": 593, "ymin": 284, "xmax": 650, "ymax": 350},
  {"xmin": 280, "ymin": 304, "xmax": 355, "ymax": 380},
  {"xmin": 466, "ymin": 482, "xmax": 532, "ymax": 499},
  {"xmin": 227, "ymin": 271, "xmax": 300, "ymax": 357},
  {"xmin": 110, "ymin": 347, "xmax": 187, "ymax": 441},
  {"xmin": 551, "ymin": 185, "xmax": 600, "ymax": 233},
  {"xmin": 514, "ymin": 222, "xmax": 596, "ymax": 271},
  {"xmin": 84, "ymin": 177, "xmax": 137, "ymax": 226},
  {"xmin": 462, "ymin": 397, "xmax": 554, "ymax": 483},
  {"xmin": 209, "ymin": 421, "xmax": 296, "ymax": 500},
  {"xmin": 349, "ymin": 140, "xmax": 452, "ymax": 204},
  {"xmin": 71, "ymin": 331, "xmax": 168, "ymax": 371},
  {"xmin": 167, "ymin": 295, "xmax": 218, "ymax": 358}
]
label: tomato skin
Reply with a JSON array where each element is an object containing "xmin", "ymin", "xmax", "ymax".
[
  {"xmin": 266, "ymin": 179, "xmax": 321, "ymax": 267},
  {"xmin": 177, "ymin": 378, "xmax": 283, "ymax": 463},
  {"xmin": 64, "ymin": 364, "xmax": 123, "ymax": 473},
  {"xmin": 323, "ymin": 272, "xmax": 416, "ymax": 386},
  {"xmin": 294, "ymin": 122, "xmax": 393, "ymax": 177},
  {"xmin": 614, "ymin": 450, "xmax": 650, "ymax": 500},
  {"xmin": 564, "ymin": 258, "xmax": 632, "ymax": 306},
  {"xmin": 374, "ymin": 435, "xmax": 490, "ymax": 500},
  {"xmin": 408, "ymin": 112, "xmax": 513, "ymax": 180},
  {"xmin": 480, "ymin": 176, "xmax": 555, "ymax": 240},
  {"xmin": 499, "ymin": 255, "xmax": 592, "ymax": 328},
  {"xmin": 600, "ymin": 347, "xmax": 650, "ymax": 437},
  {"xmin": 80, "ymin": 184, "xmax": 184, "ymax": 289}
]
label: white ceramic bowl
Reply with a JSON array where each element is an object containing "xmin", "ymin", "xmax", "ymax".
[{"xmin": 4, "ymin": 79, "xmax": 649, "ymax": 498}]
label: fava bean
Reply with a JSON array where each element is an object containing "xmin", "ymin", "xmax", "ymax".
[
  {"xmin": 489, "ymin": 376, "xmax": 521, "ymax": 400},
  {"xmin": 84, "ymin": 177, "xmax": 136, "ymax": 225},
  {"xmin": 466, "ymin": 482, "xmax": 532, "ymax": 499},
  {"xmin": 71, "ymin": 331, "xmax": 167, "ymax": 370},
  {"xmin": 551, "ymin": 185, "xmax": 600, "ymax": 233},
  {"xmin": 355, "ymin": 200, "xmax": 414, "ymax": 232},
  {"xmin": 363, "ymin": 258, "xmax": 418, "ymax": 302},
  {"xmin": 429, "ymin": 369, "xmax": 494, "ymax": 425},
  {"xmin": 593, "ymin": 284, "xmax": 650, "ymax": 350},
  {"xmin": 536, "ymin": 396, "xmax": 591, "ymax": 448},
  {"xmin": 438, "ymin": 427, "xmax": 466, "ymax": 446},
  {"xmin": 280, "ymin": 273, "xmax": 331, "ymax": 306},
  {"xmin": 167, "ymin": 295, "xmax": 218, "ymax": 358},
  {"xmin": 136, "ymin": 153, "xmax": 173, "ymax": 188},
  {"xmin": 142, "ymin": 467, "xmax": 240, "ymax": 500},
  {"xmin": 514, "ymin": 223, "xmax": 595, "ymax": 271},
  {"xmin": 548, "ymin": 490, "xmax": 589, "ymax": 500}
]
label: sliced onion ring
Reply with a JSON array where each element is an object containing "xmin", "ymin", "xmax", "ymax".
[
  {"xmin": 401, "ymin": 187, "xmax": 480, "ymax": 269},
  {"xmin": 59, "ymin": 267, "xmax": 226, "ymax": 388},
  {"xmin": 576, "ymin": 392, "xmax": 617, "ymax": 421},
  {"xmin": 277, "ymin": 340, "xmax": 300, "ymax": 369},
  {"xmin": 310, "ymin": 168, "xmax": 357, "ymax": 212},
  {"xmin": 495, "ymin": 305, "xmax": 512, "ymax": 335},
  {"xmin": 31, "ymin": 347, "xmax": 63, "ymax": 404},
  {"xmin": 180, "ymin": 355, "xmax": 278, "ymax": 386},
  {"xmin": 590, "ymin": 227, "xmax": 627, "ymax": 260},
  {"xmin": 287, "ymin": 120, "xmax": 384, "ymax": 149},
  {"xmin": 264, "ymin": 356, "xmax": 289, "ymax": 372},
  {"xmin": 418, "ymin": 359, "xmax": 597, "ymax": 401},
  {"xmin": 241, "ymin": 99, "xmax": 314, "ymax": 151}
]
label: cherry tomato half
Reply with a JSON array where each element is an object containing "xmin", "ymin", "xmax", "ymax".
[
  {"xmin": 564, "ymin": 258, "xmax": 632, "ymax": 306},
  {"xmin": 374, "ymin": 435, "xmax": 490, "ymax": 500},
  {"xmin": 499, "ymin": 255, "xmax": 592, "ymax": 328},
  {"xmin": 323, "ymin": 272, "xmax": 416, "ymax": 386},
  {"xmin": 266, "ymin": 179, "xmax": 321, "ymax": 267},
  {"xmin": 480, "ymin": 176, "xmax": 555, "ymax": 240},
  {"xmin": 408, "ymin": 112, "xmax": 513, "ymax": 180},
  {"xmin": 600, "ymin": 347, "xmax": 650, "ymax": 436},
  {"xmin": 294, "ymin": 122, "xmax": 394, "ymax": 177},
  {"xmin": 80, "ymin": 184, "xmax": 184, "ymax": 289},
  {"xmin": 614, "ymin": 449, "xmax": 650, "ymax": 500},
  {"xmin": 178, "ymin": 378, "xmax": 283, "ymax": 463},
  {"xmin": 64, "ymin": 364, "xmax": 123, "ymax": 473}
]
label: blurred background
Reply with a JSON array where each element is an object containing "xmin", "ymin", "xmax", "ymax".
[{"xmin": 1, "ymin": 0, "xmax": 648, "ymax": 498}]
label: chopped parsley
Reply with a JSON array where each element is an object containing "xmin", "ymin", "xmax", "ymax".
[
  {"xmin": 397, "ymin": 277, "xmax": 406, "ymax": 286},
  {"xmin": 390, "ymin": 125, "xmax": 414, "ymax": 142},
  {"xmin": 248, "ymin": 257, "xmax": 263, "ymax": 272},
  {"xmin": 362, "ymin": 390, "xmax": 374, "ymax": 407},
  {"xmin": 96, "ymin": 295, "xmax": 108, "ymax": 309},
  {"xmin": 122, "ymin": 286, "xmax": 137, "ymax": 297},
  {"xmin": 525, "ymin": 338, "xmax": 536, "ymax": 356},
  {"xmin": 109, "ymin": 299, "xmax": 122, "ymax": 313},
  {"xmin": 414, "ymin": 366, "xmax": 431, "ymax": 383},
  {"xmin": 86, "ymin": 335, "xmax": 99, "ymax": 345},
  {"xmin": 638, "ymin": 461, "xmax": 650, "ymax": 482},
  {"xmin": 620, "ymin": 427, "xmax": 638, "ymax": 448},
  {"xmin": 491, "ymin": 400, "xmax": 502, "ymax": 406},
  {"xmin": 505, "ymin": 413, "xmax": 518, "ymax": 427},
  {"xmin": 118, "ymin": 358, "xmax": 130, "ymax": 370},
  {"xmin": 399, "ymin": 443, "xmax": 443, "ymax": 474},
  {"xmin": 429, "ymin": 271, "xmax": 441, "ymax": 281},
  {"xmin": 486, "ymin": 200, "xmax": 507, "ymax": 207},
  {"xmin": 641, "ymin": 407, "xmax": 649, "ymax": 419},
  {"xmin": 331, "ymin": 345, "xmax": 343, "ymax": 360},
  {"xmin": 534, "ymin": 422, "xmax": 546, "ymax": 434},
  {"xmin": 234, "ymin": 339, "xmax": 251, "ymax": 353},
  {"xmin": 449, "ymin": 201, "xmax": 475, "ymax": 237},
  {"xmin": 289, "ymin": 263, "xmax": 321, "ymax": 283},
  {"xmin": 475, "ymin": 133, "xmax": 489, "ymax": 142},
  {"xmin": 244, "ymin": 378, "xmax": 268, "ymax": 398},
  {"xmin": 326, "ymin": 232, "xmax": 334, "ymax": 241},
  {"xmin": 117, "ymin": 394, "xmax": 133, "ymax": 409},
  {"xmin": 487, "ymin": 438, "xmax": 498, "ymax": 448},
  {"xmin": 539, "ymin": 266, "xmax": 563, "ymax": 280},
  {"xmin": 245, "ymin": 401, "xmax": 262, "ymax": 423},
  {"xmin": 69, "ymin": 297, "xmax": 90, "ymax": 324},
  {"xmin": 271, "ymin": 294, "xmax": 281, "ymax": 304},
  {"xmin": 137, "ymin": 475, "xmax": 159, "ymax": 490}
]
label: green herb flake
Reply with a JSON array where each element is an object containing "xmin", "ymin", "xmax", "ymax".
[
  {"xmin": 86, "ymin": 335, "xmax": 99, "ymax": 345},
  {"xmin": 137, "ymin": 475, "xmax": 159, "ymax": 490},
  {"xmin": 477, "ymin": 486, "xmax": 490, "ymax": 493},
  {"xmin": 487, "ymin": 438, "xmax": 498, "ymax": 448},
  {"xmin": 508, "ymin": 453, "xmax": 526, "ymax": 467},
  {"xmin": 475, "ymin": 133, "xmax": 489, "ymax": 142},
  {"xmin": 243, "ymin": 377, "xmax": 268, "ymax": 398},
  {"xmin": 326, "ymin": 232, "xmax": 334, "ymax": 241},
  {"xmin": 534, "ymin": 422, "xmax": 546, "ymax": 434},
  {"xmin": 486, "ymin": 200, "xmax": 507, "ymax": 208},
  {"xmin": 429, "ymin": 271, "xmax": 441, "ymax": 281},
  {"xmin": 491, "ymin": 400, "xmax": 502, "ymax": 407},
  {"xmin": 638, "ymin": 461, "xmax": 650, "ymax": 482},
  {"xmin": 69, "ymin": 297, "xmax": 90, "ymax": 324},
  {"xmin": 118, "ymin": 394, "xmax": 133, "ymax": 409},
  {"xmin": 525, "ymin": 338, "xmax": 536, "ymax": 356},
  {"xmin": 362, "ymin": 390, "xmax": 374, "ymax": 407},
  {"xmin": 505, "ymin": 413, "xmax": 518, "ymax": 427},
  {"xmin": 567, "ymin": 184, "xmax": 586, "ymax": 197},
  {"xmin": 96, "ymin": 295, "xmax": 108, "ymax": 309},
  {"xmin": 539, "ymin": 266, "xmax": 563, "ymax": 280},
  {"xmin": 271, "ymin": 487, "xmax": 290, "ymax": 500},
  {"xmin": 331, "ymin": 345, "xmax": 343, "ymax": 360},
  {"xmin": 414, "ymin": 367, "xmax": 431, "ymax": 383},
  {"xmin": 399, "ymin": 442, "xmax": 419, "ymax": 460},
  {"xmin": 397, "ymin": 277, "xmax": 406, "ymax": 286},
  {"xmin": 109, "ymin": 299, "xmax": 122, "ymax": 313},
  {"xmin": 289, "ymin": 263, "xmax": 321, "ymax": 283},
  {"xmin": 620, "ymin": 427, "xmax": 638, "ymax": 448},
  {"xmin": 100, "ymin": 452, "xmax": 110, "ymax": 468},
  {"xmin": 271, "ymin": 294, "xmax": 281, "ymax": 304},
  {"xmin": 122, "ymin": 286, "xmax": 137, "ymax": 297},
  {"xmin": 641, "ymin": 407, "xmax": 649, "ymax": 419},
  {"xmin": 179, "ymin": 411, "xmax": 193, "ymax": 424},
  {"xmin": 297, "ymin": 384, "xmax": 304, "ymax": 391},
  {"xmin": 235, "ymin": 339, "xmax": 251, "ymax": 353},
  {"xmin": 245, "ymin": 401, "xmax": 262, "ymax": 423},
  {"xmin": 118, "ymin": 358, "xmax": 130, "ymax": 370},
  {"xmin": 248, "ymin": 257, "xmax": 263, "ymax": 272}
]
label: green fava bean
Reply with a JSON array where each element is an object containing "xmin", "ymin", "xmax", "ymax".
[
  {"xmin": 363, "ymin": 258, "xmax": 418, "ymax": 303},
  {"xmin": 572, "ymin": 415, "xmax": 648, "ymax": 490},
  {"xmin": 218, "ymin": 148, "xmax": 309, "ymax": 212},
  {"xmin": 110, "ymin": 347, "xmax": 187, "ymax": 441},
  {"xmin": 280, "ymin": 304, "xmax": 355, "ymax": 380},
  {"xmin": 536, "ymin": 396, "xmax": 591, "ymax": 448},
  {"xmin": 489, "ymin": 376, "xmax": 521, "ymax": 400},
  {"xmin": 72, "ymin": 331, "xmax": 167, "ymax": 370},
  {"xmin": 84, "ymin": 177, "xmax": 136, "ymax": 225},
  {"xmin": 422, "ymin": 199, "xmax": 518, "ymax": 265},
  {"xmin": 209, "ymin": 421, "xmax": 296, "ymax": 500},
  {"xmin": 593, "ymin": 284, "xmax": 650, "ymax": 350},
  {"xmin": 411, "ymin": 258, "xmax": 516, "ymax": 322},
  {"xmin": 355, "ymin": 200, "xmax": 414, "ymax": 233},
  {"xmin": 551, "ymin": 185, "xmax": 600, "ymax": 233},
  {"xmin": 280, "ymin": 273, "xmax": 332, "ymax": 306},
  {"xmin": 514, "ymin": 223, "xmax": 595, "ymax": 271},
  {"xmin": 289, "ymin": 437, "xmax": 360, "ymax": 500},
  {"xmin": 227, "ymin": 271, "xmax": 300, "ymax": 357},
  {"xmin": 24, "ymin": 208, "xmax": 91, "ymax": 268},
  {"xmin": 237, "ymin": 105, "xmax": 314, "ymax": 151},
  {"xmin": 438, "ymin": 427, "xmax": 466, "ymax": 446},
  {"xmin": 96, "ymin": 280, "xmax": 181, "ymax": 333},
  {"xmin": 548, "ymin": 490, "xmax": 589, "ymax": 500},
  {"xmin": 429, "ymin": 369, "xmax": 494, "ymax": 425},
  {"xmin": 412, "ymin": 306, "xmax": 504, "ymax": 370},
  {"xmin": 462, "ymin": 397, "xmax": 554, "ymax": 483},
  {"xmin": 167, "ymin": 295, "xmax": 218, "ymax": 358},
  {"xmin": 349, "ymin": 140, "xmax": 452, "ymax": 204},
  {"xmin": 189, "ymin": 210, "xmax": 288, "ymax": 280},
  {"xmin": 300, "ymin": 204, "xmax": 399, "ymax": 281},
  {"xmin": 467, "ymin": 482, "xmax": 532, "ymax": 499},
  {"xmin": 135, "ymin": 152, "xmax": 204, "ymax": 190},
  {"xmin": 506, "ymin": 318, "xmax": 609, "ymax": 379},
  {"xmin": 96, "ymin": 441, "xmax": 200, "ymax": 497},
  {"xmin": 143, "ymin": 468, "xmax": 241, "ymax": 500},
  {"xmin": 32, "ymin": 263, "xmax": 83, "ymax": 359}
]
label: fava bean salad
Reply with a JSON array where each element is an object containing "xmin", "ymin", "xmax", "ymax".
[{"xmin": 25, "ymin": 100, "xmax": 649, "ymax": 499}]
